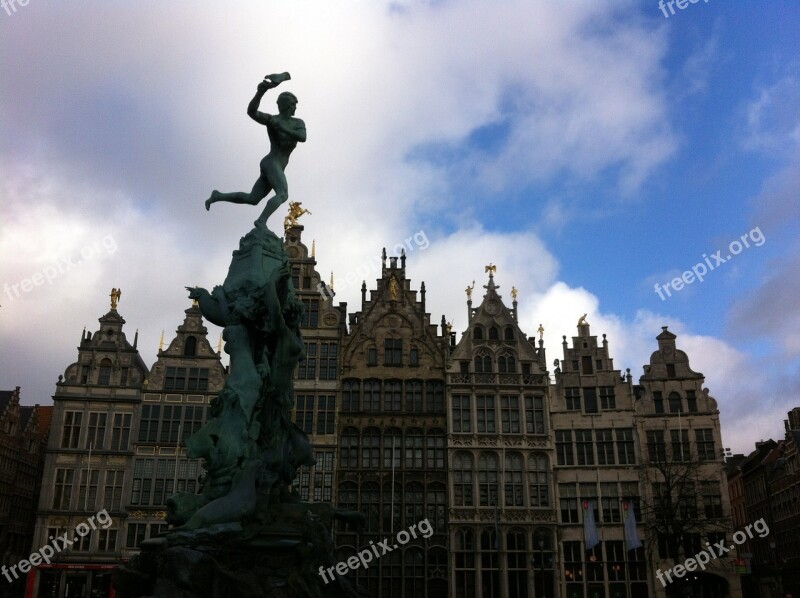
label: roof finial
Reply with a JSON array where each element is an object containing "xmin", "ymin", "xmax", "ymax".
[
  {"xmin": 311, "ymin": 239, "xmax": 316, "ymax": 258},
  {"xmin": 159, "ymin": 329, "xmax": 165, "ymax": 351},
  {"xmin": 330, "ymin": 271, "xmax": 335, "ymax": 291}
]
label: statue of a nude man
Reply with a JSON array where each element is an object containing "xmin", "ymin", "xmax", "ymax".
[{"xmin": 205, "ymin": 73, "xmax": 307, "ymax": 227}]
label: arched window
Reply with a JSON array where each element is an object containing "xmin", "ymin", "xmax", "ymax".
[
  {"xmin": 474, "ymin": 352, "xmax": 492, "ymax": 373},
  {"xmin": 337, "ymin": 482, "xmax": 358, "ymax": 534},
  {"xmin": 363, "ymin": 379, "xmax": 381, "ymax": 411},
  {"xmin": 425, "ymin": 380, "xmax": 445, "ymax": 412},
  {"xmin": 489, "ymin": 326, "xmax": 499, "ymax": 340},
  {"xmin": 529, "ymin": 453, "xmax": 550, "ymax": 507},
  {"xmin": 98, "ymin": 358, "xmax": 113, "ymax": 385},
  {"xmin": 383, "ymin": 428, "xmax": 402, "ymax": 469},
  {"xmin": 473, "ymin": 326, "xmax": 484, "ymax": 340},
  {"xmin": 478, "ymin": 452, "xmax": 499, "ymax": 506},
  {"xmin": 504, "ymin": 326, "xmax": 515, "ymax": 341},
  {"xmin": 343, "ymin": 379, "xmax": 360, "ymax": 412},
  {"xmin": 382, "ymin": 482, "xmax": 401, "ymax": 532},
  {"xmin": 183, "ymin": 336, "xmax": 197, "ymax": 356},
  {"xmin": 428, "ymin": 547, "xmax": 449, "ymax": 595},
  {"xmin": 453, "ymin": 452, "xmax": 474, "ymax": 507},
  {"xmin": 405, "ymin": 547, "xmax": 426, "ymax": 595},
  {"xmin": 405, "ymin": 380, "xmax": 423, "ymax": 412},
  {"xmin": 507, "ymin": 528, "xmax": 529, "ymax": 598},
  {"xmin": 454, "ymin": 530, "xmax": 476, "ymax": 597},
  {"xmin": 504, "ymin": 452, "xmax": 524, "ymax": 507},
  {"xmin": 340, "ymin": 428, "xmax": 359, "ymax": 468},
  {"xmin": 361, "ymin": 428, "xmax": 380, "ymax": 468},
  {"xmin": 532, "ymin": 529, "xmax": 555, "ymax": 598},
  {"xmin": 498, "ymin": 351, "xmax": 516, "ymax": 373}
]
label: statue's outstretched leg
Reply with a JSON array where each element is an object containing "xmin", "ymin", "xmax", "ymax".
[
  {"xmin": 255, "ymin": 164, "xmax": 288, "ymax": 226},
  {"xmin": 206, "ymin": 176, "xmax": 271, "ymax": 211}
]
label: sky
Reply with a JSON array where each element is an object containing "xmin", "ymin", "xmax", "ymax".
[{"xmin": 1, "ymin": 0, "xmax": 798, "ymax": 455}]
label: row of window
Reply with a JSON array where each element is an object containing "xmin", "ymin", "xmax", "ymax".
[
  {"xmin": 46, "ymin": 526, "xmax": 120, "ymax": 553},
  {"xmin": 61, "ymin": 412, "xmax": 132, "ymax": 450},
  {"xmin": 645, "ymin": 428, "xmax": 717, "ymax": 462},
  {"xmin": 130, "ymin": 458, "xmax": 201, "ymax": 506},
  {"xmin": 342, "ymin": 379, "xmax": 445, "ymax": 413},
  {"xmin": 452, "ymin": 451, "xmax": 549, "ymax": 509},
  {"xmin": 340, "ymin": 428, "xmax": 446, "ymax": 470},
  {"xmin": 293, "ymin": 395, "xmax": 336, "ymax": 435},
  {"xmin": 652, "ymin": 481, "xmax": 723, "ymax": 521},
  {"xmin": 139, "ymin": 405, "xmax": 206, "ymax": 444},
  {"xmin": 563, "ymin": 386, "xmax": 617, "ymax": 412},
  {"xmin": 337, "ymin": 481, "xmax": 448, "ymax": 534},
  {"xmin": 163, "ymin": 367, "xmax": 210, "ymax": 391},
  {"xmin": 52, "ymin": 468, "xmax": 125, "ymax": 511},
  {"xmin": 362, "ymin": 339, "xmax": 422, "ymax": 367},
  {"xmin": 555, "ymin": 428, "xmax": 636, "ymax": 466},
  {"xmin": 558, "ymin": 481, "xmax": 641, "ymax": 523},
  {"xmin": 79, "ymin": 359, "xmax": 130, "ymax": 387},
  {"xmin": 292, "ymin": 451, "xmax": 334, "ymax": 501},
  {"xmin": 452, "ymin": 394, "xmax": 545, "ymax": 434},
  {"xmin": 652, "ymin": 390, "xmax": 699, "ymax": 414},
  {"xmin": 297, "ymin": 342, "xmax": 338, "ymax": 379}
]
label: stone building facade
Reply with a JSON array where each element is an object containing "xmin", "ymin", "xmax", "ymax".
[
  {"xmin": 0, "ymin": 387, "xmax": 52, "ymax": 598},
  {"xmin": 32, "ymin": 303, "xmax": 148, "ymax": 598}
]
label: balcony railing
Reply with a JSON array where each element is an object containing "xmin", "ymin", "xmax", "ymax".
[{"xmin": 447, "ymin": 373, "xmax": 547, "ymax": 386}]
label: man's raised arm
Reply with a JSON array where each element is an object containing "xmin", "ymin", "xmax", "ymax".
[{"xmin": 247, "ymin": 81, "xmax": 274, "ymax": 126}]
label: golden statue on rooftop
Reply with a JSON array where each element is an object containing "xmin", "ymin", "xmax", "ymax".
[
  {"xmin": 485, "ymin": 263, "xmax": 496, "ymax": 275},
  {"xmin": 284, "ymin": 201, "xmax": 311, "ymax": 231},
  {"xmin": 110, "ymin": 288, "xmax": 121, "ymax": 309},
  {"xmin": 465, "ymin": 280, "xmax": 475, "ymax": 299},
  {"xmin": 578, "ymin": 314, "xmax": 589, "ymax": 326},
  {"xmin": 511, "ymin": 286, "xmax": 518, "ymax": 301}
]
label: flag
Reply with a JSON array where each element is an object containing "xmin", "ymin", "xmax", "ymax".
[
  {"xmin": 583, "ymin": 499, "xmax": 600, "ymax": 551},
  {"xmin": 623, "ymin": 501, "xmax": 643, "ymax": 550}
]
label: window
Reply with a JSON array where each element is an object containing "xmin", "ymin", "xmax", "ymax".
[
  {"xmin": 298, "ymin": 343, "xmax": 317, "ymax": 379},
  {"xmin": 600, "ymin": 386, "xmax": 616, "ymax": 409},
  {"xmin": 404, "ymin": 482, "xmax": 425, "ymax": 528},
  {"xmin": 110, "ymin": 413, "xmax": 131, "ymax": 450},
  {"xmin": 382, "ymin": 429, "xmax": 402, "ymax": 469},
  {"xmin": 361, "ymin": 429, "xmax": 380, "ymax": 468},
  {"xmin": 367, "ymin": 346, "xmax": 378, "ymax": 366},
  {"xmin": 98, "ymin": 529, "xmax": 118, "ymax": 552},
  {"xmin": 616, "ymin": 428, "xmax": 636, "ymax": 464},
  {"xmin": 301, "ymin": 298, "xmax": 319, "ymax": 327},
  {"xmin": 696, "ymin": 428, "xmax": 716, "ymax": 461},
  {"xmin": 61, "ymin": 411, "xmax": 82, "ymax": 448},
  {"xmin": 426, "ymin": 380, "xmax": 444, "ymax": 412},
  {"xmin": 702, "ymin": 482, "xmax": 723, "ymax": 518},
  {"xmin": 159, "ymin": 405, "xmax": 183, "ymax": 444},
  {"xmin": 504, "ymin": 453, "xmax": 524, "ymax": 507},
  {"xmin": 474, "ymin": 353, "xmax": 492, "ymax": 373},
  {"xmin": 556, "ymin": 430, "xmax": 574, "ymax": 465},
  {"xmin": 480, "ymin": 530, "xmax": 499, "ymax": 598},
  {"xmin": 86, "ymin": 412, "xmax": 106, "ymax": 449},
  {"xmin": 671, "ymin": 429, "xmax": 690, "ymax": 461},
  {"xmin": 164, "ymin": 366, "xmax": 187, "ymax": 390},
  {"xmin": 476, "ymin": 395, "xmax": 496, "ymax": 433},
  {"xmin": 316, "ymin": 396, "xmax": 335, "ymax": 435},
  {"xmin": 384, "ymin": 380, "xmax": 402, "ymax": 411},
  {"xmin": 501, "ymin": 395, "xmax": 521, "ymax": 433},
  {"xmin": 565, "ymin": 387, "xmax": 581, "ymax": 411},
  {"xmin": 653, "ymin": 391, "xmax": 664, "ymax": 414},
  {"xmin": 340, "ymin": 428, "xmax": 359, "ymax": 468},
  {"xmin": 131, "ymin": 459, "xmax": 154, "ymax": 505},
  {"xmin": 183, "ymin": 405, "xmax": 205, "ymax": 436},
  {"xmin": 183, "ymin": 336, "xmax": 197, "ymax": 356},
  {"xmin": 668, "ymin": 392, "xmax": 682, "ymax": 413},
  {"xmin": 560, "ymin": 484, "xmax": 579, "ymax": 522},
  {"xmin": 498, "ymin": 352, "xmax": 516, "ymax": 373},
  {"xmin": 138, "ymin": 405, "xmax": 160, "ymax": 443},
  {"xmin": 53, "ymin": 468, "xmax": 75, "ymax": 509},
  {"xmin": 455, "ymin": 529, "xmax": 476, "ymax": 597},
  {"xmin": 583, "ymin": 387, "xmax": 598, "ymax": 413},
  {"xmin": 313, "ymin": 451, "xmax": 334, "ymax": 501},
  {"xmin": 595, "ymin": 359, "xmax": 603, "ymax": 371},
  {"xmin": 75, "ymin": 530, "xmax": 93, "ymax": 551},
  {"xmin": 478, "ymin": 452, "xmax": 499, "ymax": 506},
  {"xmin": 384, "ymin": 338, "xmax": 403, "ymax": 366},
  {"xmin": 342, "ymin": 379, "xmax": 360, "ymax": 412},
  {"xmin": 98, "ymin": 358, "xmax": 113, "ymax": 385},
  {"xmin": 686, "ymin": 390, "xmax": 698, "ymax": 412},
  {"xmin": 576, "ymin": 430, "xmax": 595, "ymax": 465},
  {"xmin": 452, "ymin": 394, "xmax": 471, "ymax": 433},
  {"xmin": 426, "ymin": 430, "xmax": 446, "ymax": 469},
  {"xmin": 427, "ymin": 483, "xmax": 447, "ymax": 531},
  {"xmin": 596, "ymin": 429, "xmax": 615, "ymax": 465},
  {"xmin": 666, "ymin": 363, "xmax": 676, "ymax": 377},
  {"xmin": 405, "ymin": 429, "xmax": 423, "ymax": 468},
  {"xmin": 646, "ymin": 430, "xmax": 666, "ymax": 462},
  {"xmin": 81, "ymin": 365, "xmax": 89, "ymax": 384},
  {"xmin": 581, "ymin": 355, "xmax": 593, "ymax": 374},
  {"xmin": 453, "ymin": 452, "xmax": 474, "ymax": 506},
  {"xmin": 187, "ymin": 367, "xmax": 209, "ymax": 391},
  {"xmin": 507, "ymin": 529, "xmax": 529, "ymax": 598},
  {"xmin": 473, "ymin": 326, "xmax": 484, "ymax": 340},
  {"xmin": 405, "ymin": 380, "xmax": 423, "ymax": 412},
  {"xmin": 152, "ymin": 459, "xmax": 177, "ymax": 506},
  {"xmin": 409, "ymin": 346, "xmax": 419, "ymax": 366},
  {"xmin": 525, "ymin": 395, "xmax": 545, "ymax": 434},
  {"xmin": 601, "ymin": 482, "xmax": 621, "ymax": 523},
  {"xmin": 126, "ymin": 524, "xmax": 147, "ymax": 548},
  {"xmin": 489, "ymin": 326, "xmax": 499, "ymax": 340},
  {"xmin": 120, "ymin": 367, "xmax": 129, "ymax": 385},
  {"xmin": 104, "ymin": 470, "xmax": 124, "ymax": 511},
  {"xmin": 295, "ymin": 395, "xmax": 314, "ymax": 433},
  {"xmin": 529, "ymin": 453, "xmax": 549, "ymax": 507},
  {"xmin": 678, "ymin": 482, "xmax": 697, "ymax": 518},
  {"xmin": 78, "ymin": 469, "xmax": 100, "ymax": 511},
  {"xmin": 319, "ymin": 342, "xmax": 338, "ymax": 379},
  {"xmin": 363, "ymin": 379, "xmax": 381, "ymax": 411}
]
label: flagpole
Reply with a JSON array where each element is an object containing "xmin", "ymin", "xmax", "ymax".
[
  {"xmin": 84, "ymin": 442, "xmax": 92, "ymax": 511},
  {"xmin": 174, "ymin": 422, "xmax": 182, "ymax": 497},
  {"xmin": 390, "ymin": 435, "xmax": 396, "ymax": 533}
]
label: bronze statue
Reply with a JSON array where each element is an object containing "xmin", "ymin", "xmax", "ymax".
[{"xmin": 205, "ymin": 73, "xmax": 307, "ymax": 227}]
